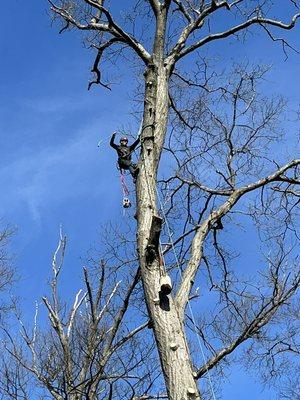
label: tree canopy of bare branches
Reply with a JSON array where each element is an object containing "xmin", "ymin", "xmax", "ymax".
[
  {"xmin": 0, "ymin": 222, "xmax": 15, "ymax": 318},
  {"xmin": 1, "ymin": 1, "xmax": 300, "ymax": 400}
]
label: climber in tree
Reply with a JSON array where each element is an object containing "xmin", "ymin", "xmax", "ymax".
[{"xmin": 110, "ymin": 132, "xmax": 140, "ymax": 181}]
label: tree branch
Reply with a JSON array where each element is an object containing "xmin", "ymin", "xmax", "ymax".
[
  {"xmin": 169, "ymin": 13, "xmax": 300, "ymax": 64},
  {"xmin": 176, "ymin": 159, "xmax": 300, "ymax": 314},
  {"xmin": 88, "ymin": 38, "xmax": 122, "ymax": 90},
  {"xmin": 101, "ymin": 268, "xmax": 141, "ymax": 363},
  {"xmin": 49, "ymin": 0, "xmax": 151, "ymax": 64},
  {"xmin": 111, "ymin": 321, "xmax": 149, "ymax": 353},
  {"xmin": 196, "ymin": 263, "xmax": 300, "ymax": 378},
  {"xmin": 175, "ymin": 174, "xmax": 234, "ymax": 196},
  {"xmin": 171, "ymin": 0, "xmax": 193, "ymax": 23},
  {"xmin": 148, "ymin": 0, "xmax": 160, "ymax": 16},
  {"xmin": 166, "ymin": 0, "xmax": 231, "ymax": 65}
]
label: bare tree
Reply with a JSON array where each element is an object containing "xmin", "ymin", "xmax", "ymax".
[
  {"xmin": 159, "ymin": 62, "xmax": 300, "ymax": 397},
  {"xmin": 279, "ymin": 372, "xmax": 300, "ymax": 400},
  {"xmin": 5, "ymin": 1, "xmax": 300, "ymax": 399},
  {"xmin": 0, "ymin": 226, "xmax": 165, "ymax": 399},
  {"xmin": 0, "ymin": 223, "xmax": 17, "ymax": 398},
  {"xmin": 0, "ymin": 222, "xmax": 15, "ymax": 318}
]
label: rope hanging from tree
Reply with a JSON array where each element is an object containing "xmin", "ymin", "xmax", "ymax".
[{"xmin": 120, "ymin": 170, "xmax": 131, "ymax": 208}]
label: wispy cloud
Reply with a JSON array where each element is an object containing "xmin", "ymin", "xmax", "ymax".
[{"xmin": 0, "ymin": 120, "xmax": 112, "ymax": 223}]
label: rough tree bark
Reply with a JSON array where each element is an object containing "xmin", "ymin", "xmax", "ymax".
[
  {"xmin": 137, "ymin": 68, "xmax": 200, "ymax": 400},
  {"xmin": 135, "ymin": 6, "xmax": 200, "ymax": 398}
]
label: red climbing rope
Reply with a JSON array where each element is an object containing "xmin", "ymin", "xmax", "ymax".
[
  {"xmin": 120, "ymin": 170, "xmax": 130, "ymax": 197},
  {"xmin": 120, "ymin": 170, "xmax": 132, "ymax": 208}
]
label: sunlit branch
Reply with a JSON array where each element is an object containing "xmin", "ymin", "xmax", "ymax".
[
  {"xmin": 169, "ymin": 13, "xmax": 300, "ymax": 64},
  {"xmin": 176, "ymin": 159, "xmax": 300, "ymax": 313},
  {"xmin": 48, "ymin": 0, "xmax": 151, "ymax": 64}
]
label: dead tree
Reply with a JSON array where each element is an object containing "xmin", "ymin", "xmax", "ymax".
[
  {"xmin": 0, "ymin": 222, "xmax": 17, "ymax": 398},
  {"xmin": 0, "ymin": 222, "xmax": 15, "ymax": 318},
  {"xmin": 1, "ymin": 227, "xmax": 160, "ymax": 399},
  {"xmin": 163, "ymin": 63, "xmax": 300, "ymax": 396},
  {"xmin": 28, "ymin": 1, "xmax": 300, "ymax": 399}
]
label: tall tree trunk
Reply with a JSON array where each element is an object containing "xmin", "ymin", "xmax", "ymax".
[{"xmin": 136, "ymin": 62, "xmax": 201, "ymax": 400}]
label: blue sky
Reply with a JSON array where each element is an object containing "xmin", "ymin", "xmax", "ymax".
[
  {"xmin": 0, "ymin": 1, "xmax": 135, "ymax": 294},
  {"xmin": 0, "ymin": 1, "xmax": 299, "ymax": 399}
]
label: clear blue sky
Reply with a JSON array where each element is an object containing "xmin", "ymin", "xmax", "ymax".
[{"xmin": 0, "ymin": 1, "xmax": 299, "ymax": 399}]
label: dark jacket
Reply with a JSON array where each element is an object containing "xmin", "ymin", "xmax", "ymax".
[{"xmin": 110, "ymin": 134, "xmax": 140, "ymax": 163}]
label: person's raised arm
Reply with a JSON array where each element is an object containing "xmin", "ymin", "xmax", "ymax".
[{"xmin": 110, "ymin": 132, "xmax": 118, "ymax": 150}]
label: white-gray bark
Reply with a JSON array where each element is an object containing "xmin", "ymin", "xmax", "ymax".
[{"xmin": 137, "ymin": 72, "xmax": 201, "ymax": 399}]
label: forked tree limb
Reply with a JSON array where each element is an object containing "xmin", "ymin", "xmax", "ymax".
[
  {"xmin": 176, "ymin": 159, "xmax": 300, "ymax": 314},
  {"xmin": 148, "ymin": 0, "xmax": 160, "ymax": 15},
  {"xmin": 195, "ymin": 264, "xmax": 300, "ymax": 378},
  {"xmin": 48, "ymin": 0, "xmax": 151, "ymax": 64},
  {"xmin": 167, "ymin": 13, "xmax": 300, "ymax": 65}
]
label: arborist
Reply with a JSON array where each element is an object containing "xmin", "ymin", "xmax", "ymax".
[{"xmin": 110, "ymin": 132, "xmax": 140, "ymax": 181}]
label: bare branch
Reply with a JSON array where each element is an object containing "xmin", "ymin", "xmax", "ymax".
[
  {"xmin": 48, "ymin": 0, "xmax": 151, "ymax": 63},
  {"xmin": 97, "ymin": 280, "xmax": 121, "ymax": 321},
  {"xmin": 67, "ymin": 289, "xmax": 87, "ymax": 337},
  {"xmin": 176, "ymin": 159, "xmax": 300, "ymax": 313},
  {"xmin": 52, "ymin": 226, "xmax": 66, "ymax": 279},
  {"xmin": 168, "ymin": 13, "xmax": 300, "ymax": 64},
  {"xmin": 111, "ymin": 321, "xmax": 149, "ymax": 353},
  {"xmin": 196, "ymin": 264, "xmax": 300, "ymax": 379},
  {"xmin": 171, "ymin": 0, "xmax": 193, "ymax": 23},
  {"xmin": 148, "ymin": 0, "xmax": 160, "ymax": 16},
  {"xmin": 166, "ymin": 0, "xmax": 232, "ymax": 65}
]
